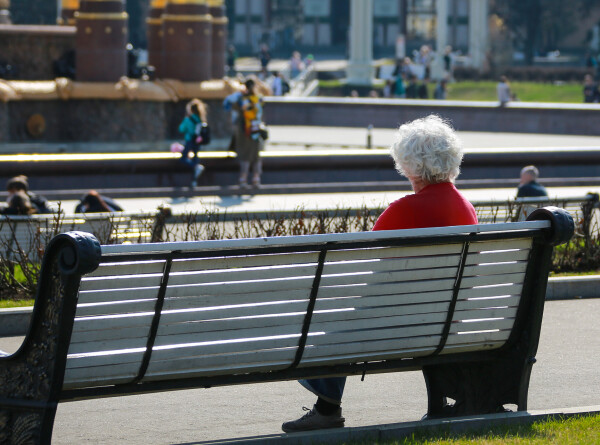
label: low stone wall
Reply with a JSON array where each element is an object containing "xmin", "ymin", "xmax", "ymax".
[
  {"xmin": 264, "ymin": 97, "xmax": 600, "ymax": 136},
  {"xmin": 0, "ymin": 24, "xmax": 75, "ymax": 80},
  {"xmin": 4, "ymin": 99, "xmax": 232, "ymax": 142}
]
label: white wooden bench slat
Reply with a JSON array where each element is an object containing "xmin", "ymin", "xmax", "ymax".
[
  {"xmin": 439, "ymin": 342, "xmax": 505, "ymax": 355},
  {"xmin": 69, "ymin": 325, "xmax": 156, "ymax": 344},
  {"xmin": 452, "ymin": 306, "xmax": 518, "ymax": 321},
  {"xmin": 71, "ymin": 312, "xmax": 155, "ymax": 332},
  {"xmin": 63, "ymin": 368, "xmax": 140, "ymax": 388},
  {"xmin": 77, "ymin": 287, "xmax": 161, "ymax": 304},
  {"xmin": 462, "ymin": 261, "xmax": 528, "ymax": 276},
  {"xmin": 319, "ymin": 267, "xmax": 458, "ymax": 287},
  {"xmin": 65, "ymin": 351, "xmax": 145, "ymax": 370},
  {"xmin": 461, "ymin": 272, "xmax": 525, "ymax": 288},
  {"xmin": 321, "ymin": 254, "xmax": 462, "ymax": 275},
  {"xmin": 161, "ymin": 288, "xmax": 312, "ymax": 311},
  {"xmin": 449, "ymin": 318, "xmax": 516, "ymax": 334},
  {"xmin": 165, "ymin": 275, "xmax": 316, "ymax": 296},
  {"xmin": 147, "ymin": 336, "xmax": 301, "ymax": 363},
  {"xmin": 323, "ymin": 244, "xmax": 462, "ymax": 262},
  {"xmin": 455, "ymin": 295, "xmax": 521, "ymax": 311},
  {"xmin": 465, "ymin": 248, "xmax": 530, "ymax": 265},
  {"xmin": 309, "ymin": 312, "xmax": 448, "ymax": 333},
  {"xmin": 300, "ymin": 336, "xmax": 441, "ymax": 359},
  {"xmin": 87, "ymin": 260, "xmax": 167, "ymax": 278},
  {"xmin": 156, "ymin": 313, "xmax": 307, "ymax": 337},
  {"xmin": 153, "ymin": 323, "xmax": 304, "ymax": 348},
  {"xmin": 74, "ymin": 300, "xmax": 158, "ymax": 318},
  {"xmin": 80, "ymin": 274, "xmax": 164, "ymax": 292},
  {"xmin": 143, "ymin": 357, "xmax": 295, "ymax": 380},
  {"xmin": 297, "ymin": 346, "xmax": 437, "ymax": 367},
  {"xmin": 468, "ymin": 238, "xmax": 533, "ymax": 253},
  {"xmin": 444, "ymin": 329, "xmax": 511, "ymax": 346},
  {"xmin": 458, "ymin": 283, "xmax": 523, "ymax": 299},
  {"xmin": 167, "ymin": 263, "xmax": 319, "ymax": 287},
  {"xmin": 169, "ymin": 252, "xmax": 320, "ymax": 273},
  {"xmin": 67, "ymin": 334, "xmax": 151, "ymax": 355},
  {"xmin": 306, "ymin": 324, "xmax": 444, "ymax": 347}
]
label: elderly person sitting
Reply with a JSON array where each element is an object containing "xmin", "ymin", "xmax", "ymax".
[
  {"xmin": 282, "ymin": 114, "xmax": 478, "ymax": 433},
  {"xmin": 517, "ymin": 165, "xmax": 548, "ymax": 198}
]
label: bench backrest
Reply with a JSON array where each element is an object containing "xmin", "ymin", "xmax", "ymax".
[{"xmin": 55, "ymin": 211, "xmax": 573, "ymax": 397}]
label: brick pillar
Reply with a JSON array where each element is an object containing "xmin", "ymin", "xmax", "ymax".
[
  {"xmin": 59, "ymin": 0, "xmax": 79, "ymax": 25},
  {"xmin": 0, "ymin": 0, "xmax": 11, "ymax": 24},
  {"xmin": 75, "ymin": 0, "xmax": 128, "ymax": 82},
  {"xmin": 209, "ymin": 0, "xmax": 227, "ymax": 79},
  {"xmin": 162, "ymin": 0, "xmax": 212, "ymax": 81},
  {"xmin": 147, "ymin": 0, "xmax": 166, "ymax": 77}
]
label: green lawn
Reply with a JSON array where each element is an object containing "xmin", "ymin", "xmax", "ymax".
[
  {"xmin": 318, "ymin": 80, "xmax": 584, "ymax": 103},
  {"xmin": 377, "ymin": 414, "xmax": 600, "ymax": 445},
  {"xmin": 446, "ymin": 81, "xmax": 583, "ymax": 103}
]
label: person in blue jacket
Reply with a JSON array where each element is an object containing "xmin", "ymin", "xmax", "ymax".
[
  {"xmin": 517, "ymin": 165, "xmax": 548, "ymax": 198},
  {"xmin": 179, "ymin": 99, "xmax": 207, "ymax": 187}
]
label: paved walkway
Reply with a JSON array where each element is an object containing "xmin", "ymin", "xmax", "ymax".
[
  {"xmin": 3, "ymin": 299, "xmax": 597, "ymax": 444},
  {"xmin": 50, "ymin": 185, "xmax": 600, "ymax": 217}
]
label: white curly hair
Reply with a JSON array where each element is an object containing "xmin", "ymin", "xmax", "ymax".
[{"xmin": 390, "ymin": 115, "xmax": 463, "ymax": 184}]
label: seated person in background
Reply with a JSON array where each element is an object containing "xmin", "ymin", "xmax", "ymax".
[
  {"xmin": 282, "ymin": 114, "xmax": 478, "ymax": 433},
  {"xmin": 517, "ymin": 165, "xmax": 548, "ymax": 198},
  {"xmin": 1, "ymin": 190, "xmax": 38, "ymax": 215},
  {"xmin": 6, "ymin": 175, "xmax": 52, "ymax": 214},
  {"xmin": 75, "ymin": 190, "xmax": 123, "ymax": 213}
]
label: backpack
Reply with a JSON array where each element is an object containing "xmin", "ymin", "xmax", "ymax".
[{"xmin": 195, "ymin": 121, "xmax": 211, "ymax": 145}]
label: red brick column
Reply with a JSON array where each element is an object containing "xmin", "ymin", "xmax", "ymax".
[
  {"xmin": 147, "ymin": 0, "xmax": 166, "ymax": 77},
  {"xmin": 162, "ymin": 0, "xmax": 212, "ymax": 81},
  {"xmin": 209, "ymin": 0, "xmax": 227, "ymax": 79},
  {"xmin": 75, "ymin": 0, "xmax": 128, "ymax": 82}
]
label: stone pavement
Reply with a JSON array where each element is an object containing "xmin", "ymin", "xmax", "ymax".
[
  {"xmin": 8, "ymin": 298, "xmax": 589, "ymax": 444},
  {"xmin": 51, "ymin": 185, "xmax": 600, "ymax": 217}
]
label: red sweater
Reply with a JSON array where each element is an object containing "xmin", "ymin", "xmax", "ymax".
[{"xmin": 373, "ymin": 182, "xmax": 478, "ymax": 231}]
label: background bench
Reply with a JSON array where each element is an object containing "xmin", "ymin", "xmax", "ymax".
[{"xmin": 0, "ymin": 207, "xmax": 574, "ymax": 443}]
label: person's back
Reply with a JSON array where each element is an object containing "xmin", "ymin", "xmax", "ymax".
[
  {"xmin": 517, "ymin": 180, "xmax": 548, "ymax": 198},
  {"xmin": 374, "ymin": 182, "xmax": 477, "ymax": 230}
]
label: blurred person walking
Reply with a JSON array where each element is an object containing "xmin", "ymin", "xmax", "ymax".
[
  {"xmin": 179, "ymin": 98, "xmax": 209, "ymax": 187},
  {"xmin": 234, "ymin": 79, "xmax": 266, "ymax": 188},
  {"xmin": 289, "ymin": 51, "xmax": 305, "ymax": 78},
  {"xmin": 497, "ymin": 75, "xmax": 511, "ymax": 106},
  {"xmin": 583, "ymin": 74, "xmax": 599, "ymax": 103}
]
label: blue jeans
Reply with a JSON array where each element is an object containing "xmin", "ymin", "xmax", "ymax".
[
  {"xmin": 300, "ymin": 377, "xmax": 346, "ymax": 405},
  {"xmin": 180, "ymin": 139, "xmax": 200, "ymax": 169}
]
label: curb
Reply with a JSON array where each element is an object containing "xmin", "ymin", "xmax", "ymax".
[
  {"xmin": 198, "ymin": 405, "xmax": 600, "ymax": 445},
  {"xmin": 0, "ymin": 276, "xmax": 598, "ymax": 337}
]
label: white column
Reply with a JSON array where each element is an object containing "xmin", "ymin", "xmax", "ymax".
[
  {"xmin": 432, "ymin": 0, "xmax": 448, "ymax": 80},
  {"xmin": 468, "ymin": 0, "xmax": 489, "ymax": 70},
  {"xmin": 346, "ymin": 0, "xmax": 374, "ymax": 85}
]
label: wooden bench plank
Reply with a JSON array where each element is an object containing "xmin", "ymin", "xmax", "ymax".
[
  {"xmin": 170, "ymin": 251, "xmax": 320, "ymax": 273},
  {"xmin": 87, "ymin": 260, "xmax": 166, "ymax": 278},
  {"xmin": 77, "ymin": 287, "xmax": 161, "ymax": 304},
  {"xmin": 167, "ymin": 264, "xmax": 319, "ymax": 287},
  {"xmin": 322, "ymin": 254, "xmax": 461, "ymax": 275}
]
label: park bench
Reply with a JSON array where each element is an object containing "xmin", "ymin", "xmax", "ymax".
[{"xmin": 0, "ymin": 207, "xmax": 573, "ymax": 444}]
